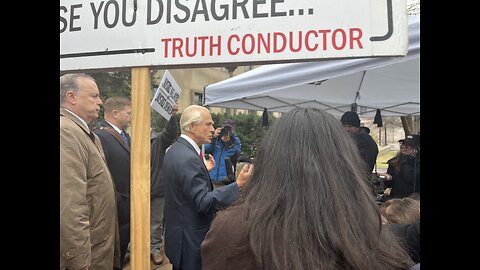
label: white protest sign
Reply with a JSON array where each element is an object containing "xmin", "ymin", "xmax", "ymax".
[
  {"xmin": 60, "ymin": 0, "xmax": 408, "ymax": 72},
  {"xmin": 151, "ymin": 70, "xmax": 181, "ymax": 120}
]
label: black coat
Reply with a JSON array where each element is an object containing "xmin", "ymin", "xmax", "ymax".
[
  {"xmin": 150, "ymin": 115, "xmax": 178, "ymax": 198},
  {"xmin": 385, "ymin": 155, "xmax": 420, "ymax": 198},
  {"xmin": 94, "ymin": 120, "xmax": 131, "ymax": 264},
  {"xmin": 162, "ymin": 136, "xmax": 241, "ymax": 270},
  {"xmin": 353, "ymin": 132, "xmax": 379, "ymax": 173}
]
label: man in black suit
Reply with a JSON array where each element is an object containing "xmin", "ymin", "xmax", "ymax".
[
  {"xmin": 162, "ymin": 105, "xmax": 250, "ymax": 270},
  {"xmin": 94, "ymin": 96, "xmax": 132, "ymax": 268}
]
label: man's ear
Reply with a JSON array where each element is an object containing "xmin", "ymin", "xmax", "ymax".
[
  {"xmin": 187, "ymin": 122, "xmax": 195, "ymax": 132},
  {"xmin": 66, "ymin": 91, "xmax": 76, "ymax": 104}
]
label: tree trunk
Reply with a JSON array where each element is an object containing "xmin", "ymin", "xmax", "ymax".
[{"xmin": 400, "ymin": 115, "xmax": 420, "ymax": 135}]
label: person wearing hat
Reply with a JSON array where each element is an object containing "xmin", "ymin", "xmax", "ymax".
[
  {"xmin": 205, "ymin": 119, "xmax": 242, "ymax": 188},
  {"xmin": 340, "ymin": 111, "xmax": 379, "ymax": 174},
  {"xmin": 359, "ymin": 126, "xmax": 371, "ymax": 135},
  {"xmin": 383, "ymin": 134, "xmax": 420, "ymax": 199}
]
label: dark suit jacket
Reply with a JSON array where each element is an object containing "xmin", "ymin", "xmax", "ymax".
[
  {"xmin": 162, "ymin": 136, "xmax": 241, "ymax": 270},
  {"xmin": 94, "ymin": 121, "xmax": 131, "ymax": 264}
]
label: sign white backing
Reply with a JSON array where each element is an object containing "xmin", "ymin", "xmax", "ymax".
[
  {"xmin": 60, "ymin": 0, "xmax": 408, "ymax": 72},
  {"xmin": 150, "ymin": 70, "xmax": 181, "ymax": 120}
]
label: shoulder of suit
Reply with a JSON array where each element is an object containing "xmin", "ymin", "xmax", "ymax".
[
  {"xmin": 60, "ymin": 117, "xmax": 87, "ymax": 134},
  {"xmin": 93, "ymin": 127, "xmax": 108, "ymax": 136}
]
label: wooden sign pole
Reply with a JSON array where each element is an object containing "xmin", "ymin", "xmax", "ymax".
[{"xmin": 130, "ymin": 67, "xmax": 151, "ymax": 270}]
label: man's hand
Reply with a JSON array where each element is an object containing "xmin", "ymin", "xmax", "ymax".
[
  {"xmin": 171, "ymin": 102, "xmax": 179, "ymax": 115},
  {"xmin": 377, "ymin": 172, "xmax": 392, "ymax": 181},
  {"xmin": 221, "ymin": 132, "xmax": 231, "ymax": 143},
  {"xmin": 213, "ymin": 127, "xmax": 222, "ymax": 138},
  {"xmin": 236, "ymin": 163, "xmax": 253, "ymax": 188},
  {"xmin": 203, "ymin": 154, "xmax": 215, "ymax": 172}
]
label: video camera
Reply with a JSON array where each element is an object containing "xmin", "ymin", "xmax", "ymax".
[
  {"xmin": 219, "ymin": 126, "xmax": 231, "ymax": 137},
  {"xmin": 221, "ymin": 157, "xmax": 236, "ymax": 185}
]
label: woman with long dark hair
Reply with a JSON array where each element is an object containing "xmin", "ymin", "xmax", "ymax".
[{"xmin": 201, "ymin": 107, "xmax": 413, "ymax": 270}]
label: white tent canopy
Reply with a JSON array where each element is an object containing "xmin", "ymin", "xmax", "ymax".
[{"xmin": 204, "ymin": 15, "xmax": 420, "ymax": 117}]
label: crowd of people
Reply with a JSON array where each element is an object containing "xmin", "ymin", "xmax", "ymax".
[{"xmin": 60, "ymin": 73, "xmax": 420, "ymax": 270}]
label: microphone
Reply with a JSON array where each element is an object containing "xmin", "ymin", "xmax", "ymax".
[{"xmin": 222, "ymin": 157, "xmax": 236, "ymax": 185}]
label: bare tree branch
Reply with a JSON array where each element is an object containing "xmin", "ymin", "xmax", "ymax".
[{"xmin": 407, "ymin": 0, "xmax": 420, "ymax": 15}]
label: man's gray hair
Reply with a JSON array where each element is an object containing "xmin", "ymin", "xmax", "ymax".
[
  {"xmin": 60, "ymin": 73, "xmax": 95, "ymax": 105},
  {"xmin": 180, "ymin": 105, "xmax": 208, "ymax": 134}
]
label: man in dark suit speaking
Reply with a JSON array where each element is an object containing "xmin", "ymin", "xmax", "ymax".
[{"xmin": 162, "ymin": 105, "xmax": 250, "ymax": 270}]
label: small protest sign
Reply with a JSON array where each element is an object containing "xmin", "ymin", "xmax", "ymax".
[{"xmin": 151, "ymin": 70, "xmax": 181, "ymax": 120}]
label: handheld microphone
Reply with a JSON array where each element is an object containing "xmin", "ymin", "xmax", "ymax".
[{"xmin": 222, "ymin": 157, "xmax": 236, "ymax": 184}]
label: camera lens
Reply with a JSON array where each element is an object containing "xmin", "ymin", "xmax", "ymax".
[{"xmin": 220, "ymin": 127, "xmax": 228, "ymax": 136}]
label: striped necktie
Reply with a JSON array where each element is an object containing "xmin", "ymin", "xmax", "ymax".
[{"xmin": 120, "ymin": 130, "xmax": 129, "ymax": 145}]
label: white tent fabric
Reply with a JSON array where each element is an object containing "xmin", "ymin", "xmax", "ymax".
[{"xmin": 204, "ymin": 15, "xmax": 420, "ymax": 117}]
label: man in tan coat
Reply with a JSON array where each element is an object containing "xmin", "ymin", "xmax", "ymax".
[{"xmin": 60, "ymin": 73, "xmax": 120, "ymax": 270}]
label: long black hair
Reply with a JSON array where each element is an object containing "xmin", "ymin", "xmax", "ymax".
[{"xmin": 241, "ymin": 107, "xmax": 413, "ymax": 270}]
